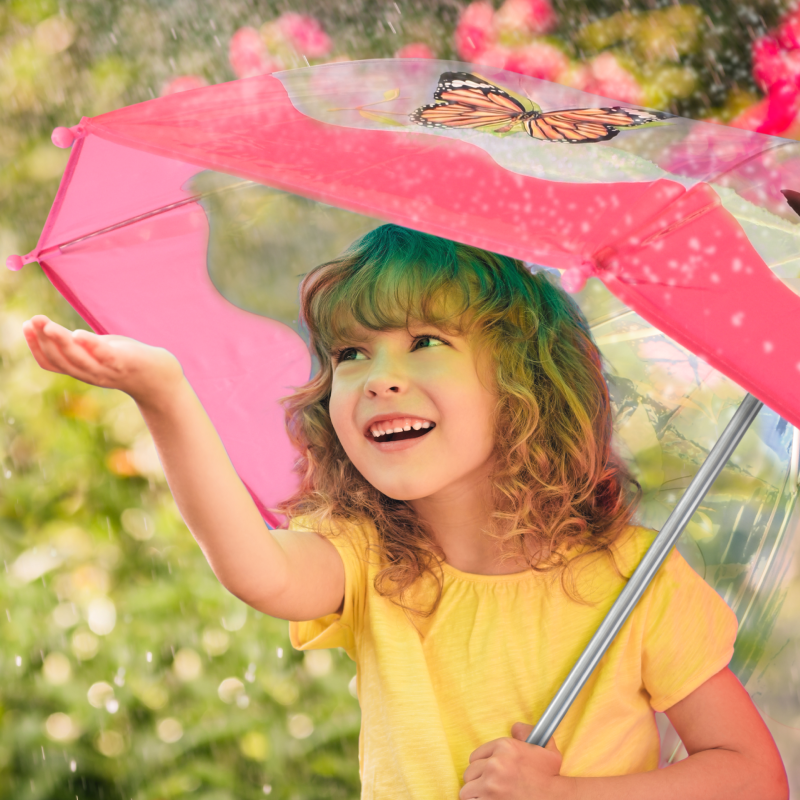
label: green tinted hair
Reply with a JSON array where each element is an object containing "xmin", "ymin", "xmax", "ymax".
[
  {"xmin": 273, "ymin": 223, "xmax": 641, "ymax": 617},
  {"xmin": 304, "ymin": 223, "xmax": 537, "ymax": 358}
]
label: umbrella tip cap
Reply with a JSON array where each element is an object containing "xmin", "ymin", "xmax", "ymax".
[
  {"xmin": 6, "ymin": 255, "xmax": 24, "ymax": 271},
  {"xmin": 51, "ymin": 126, "xmax": 81, "ymax": 148}
]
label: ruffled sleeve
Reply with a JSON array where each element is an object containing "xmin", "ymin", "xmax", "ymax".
[
  {"xmin": 288, "ymin": 515, "xmax": 369, "ymax": 662},
  {"xmin": 641, "ymin": 545, "xmax": 739, "ymax": 712}
]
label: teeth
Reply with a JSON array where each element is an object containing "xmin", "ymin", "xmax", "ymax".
[{"xmin": 369, "ymin": 418, "xmax": 434, "ymax": 437}]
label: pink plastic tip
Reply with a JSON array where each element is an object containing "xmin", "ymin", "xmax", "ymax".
[
  {"xmin": 6, "ymin": 255, "xmax": 24, "ymax": 271},
  {"xmin": 561, "ymin": 267, "xmax": 588, "ymax": 294},
  {"xmin": 51, "ymin": 126, "xmax": 76, "ymax": 148}
]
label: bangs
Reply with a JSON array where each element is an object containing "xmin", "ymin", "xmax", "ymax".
[
  {"xmin": 304, "ymin": 226, "xmax": 488, "ymax": 357},
  {"xmin": 298, "ymin": 224, "xmax": 562, "ymax": 368},
  {"xmin": 324, "ymin": 261, "xmax": 476, "ymax": 349}
]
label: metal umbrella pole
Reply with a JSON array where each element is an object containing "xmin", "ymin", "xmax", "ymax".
[{"xmin": 526, "ymin": 392, "xmax": 764, "ymax": 748}]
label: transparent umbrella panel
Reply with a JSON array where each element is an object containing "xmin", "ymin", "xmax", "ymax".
[{"xmin": 197, "ymin": 175, "xmax": 800, "ymax": 772}]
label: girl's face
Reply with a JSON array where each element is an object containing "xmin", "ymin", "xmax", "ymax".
[{"xmin": 328, "ymin": 321, "xmax": 497, "ymax": 502}]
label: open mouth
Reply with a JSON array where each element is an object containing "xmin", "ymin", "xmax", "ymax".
[{"xmin": 371, "ymin": 424, "xmax": 436, "ymax": 443}]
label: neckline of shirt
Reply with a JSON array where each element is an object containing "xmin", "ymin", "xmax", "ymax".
[{"xmin": 440, "ymin": 559, "xmax": 539, "ymax": 584}]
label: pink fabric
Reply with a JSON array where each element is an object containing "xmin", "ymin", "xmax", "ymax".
[
  {"xmin": 76, "ymin": 73, "xmax": 799, "ymax": 428},
  {"xmin": 28, "ymin": 64, "xmax": 800, "ymax": 519},
  {"xmin": 34, "ymin": 137, "xmax": 310, "ymax": 527}
]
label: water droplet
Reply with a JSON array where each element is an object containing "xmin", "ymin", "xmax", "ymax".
[
  {"xmin": 288, "ymin": 713, "xmax": 314, "ymax": 739},
  {"xmin": 87, "ymin": 681, "xmax": 114, "ymax": 709},
  {"xmin": 156, "ymin": 718, "xmax": 183, "ymax": 743},
  {"xmin": 87, "ymin": 597, "xmax": 116, "ymax": 636},
  {"xmin": 218, "ymin": 677, "xmax": 245, "ymax": 704}
]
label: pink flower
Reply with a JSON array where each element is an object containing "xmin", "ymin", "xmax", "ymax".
[
  {"xmin": 757, "ymin": 79, "xmax": 800, "ymax": 134},
  {"xmin": 475, "ymin": 45, "xmax": 512, "ymax": 69},
  {"xmin": 229, "ymin": 27, "xmax": 281, "ymax": 78},
  {"xmin": 505, "ymin": 42, "xmax": 568, "ymax": 81},
  {"xmin": 495, "ymin": 0, "xmax": 557, "ymax": 36},
  {"xmin": 395, "ymin": 43, "xmax": 435, "ymax": 59},
  {"xmin": 752, "ymin": 36, "xmax": 789, "ymax": 90},
  {"xmin": 729, "ymin": 100, "xmax": 768, "ymax": 131},
  {"xmin": 160, "ymin": 75, "xmax": 207, "ymax": 97},
  {"xmin": 274, "ymin": 12, "xmax": 331, "ymax": 58},
  {"xmin": 455, "ymin": 2, "xmax": 496, "ymax": 60},
  {"xmin": 558, "ymin": 63, "xmax": 592, "ymax": 91},
  {"xmin": 584, "ymin": 52, "xmax": 644, "ymax": 105},
  {"xmin": 777, "ymin": 10, "xmax": 800, "ymax": 50}
]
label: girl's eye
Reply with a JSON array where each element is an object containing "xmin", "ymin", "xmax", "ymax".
[
  {"xmin": 332, "ymin": 335, "xmax": 446, "ymax": 364},
  {"xmin": 333, "ymin": 347, "xmax": 362, "ymax": 363},
  {"xmin": 413, "ymin": 335, "xmax": 446, "ymax": 350}
]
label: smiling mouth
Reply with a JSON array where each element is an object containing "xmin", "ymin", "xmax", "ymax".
[{"xmin": 371, "ymin": 424, "xmax": 436, "ymax": 443}]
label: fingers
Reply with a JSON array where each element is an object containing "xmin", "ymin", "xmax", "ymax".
[
  {"xmin": 462, "ymin": 756, "xmax": 486, "ymax": 784},
  {"xmin": 544, "ymin": 735, "xmax": 561, "ymax": 755},
  {"xmin": 509, "ymin": 722, "xmax": 560, "ymax": 755},
  {"xmin": 510, "ymin": 721, "xmax": 534, "ymax": 742},
  {"xmin": 23, "ymin": 316, "xmax": 103, "ymax": 380},
  {"xmin": 22, "ymin": 316, "xmax": 61, "ymax": 372},
  {"xmin": 469, "ymin": 735, "xmax": 510, "ymax": 764}
]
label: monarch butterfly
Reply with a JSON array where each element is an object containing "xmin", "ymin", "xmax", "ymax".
[{"xmin": 410, "ymin": 71, "xmax": 671, "ymax": 143}]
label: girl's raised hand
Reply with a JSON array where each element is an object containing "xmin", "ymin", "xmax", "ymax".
[
  {"xmin": 22, "ymin": 315, "xmax": 184, "ymax": 408},
  {"xmin": 459, "ymin": 723, "xmax": 576, "ymax": 800}
]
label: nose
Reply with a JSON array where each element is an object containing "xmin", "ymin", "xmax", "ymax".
[{"xmin": 363, "ymin": 350, "xmax": 407, "ymax": 397}]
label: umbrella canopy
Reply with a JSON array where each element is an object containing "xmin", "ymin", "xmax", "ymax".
[
  {"xmin": 10, "ymin": 61, "xmax": 800, "ymax": 527},
  {"xmin": 9, "ymin": 57, "xmax": 800, "ymax": 768}
]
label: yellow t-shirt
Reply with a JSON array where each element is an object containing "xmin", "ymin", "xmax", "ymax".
[{"xmin": 289, "ymin": 516, "xmax": 738, "ymax": 798}]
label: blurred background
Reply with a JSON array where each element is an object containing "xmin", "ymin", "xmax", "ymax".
[{"xmin": 2, "ymin": 1, "xmax": 800, "ymax": 798}]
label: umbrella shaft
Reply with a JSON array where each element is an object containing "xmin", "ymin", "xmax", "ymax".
[{"xmin": 526, "ymin": 392, "xmax": 763, "ymax": 748}]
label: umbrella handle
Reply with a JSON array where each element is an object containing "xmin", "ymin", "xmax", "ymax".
[{"xmin": 526, "ymin": 392, "xmax": 763, "ymax": 748}]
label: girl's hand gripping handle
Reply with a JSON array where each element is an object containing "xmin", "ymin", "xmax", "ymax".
[{"xmin": 22, "ymin": 316, "xmax": 346, "ymax": 623}]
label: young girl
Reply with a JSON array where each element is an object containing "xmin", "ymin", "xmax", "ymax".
[{"xmin": 23, "ymin": 224, "xmax": 786, "ymax": 800}]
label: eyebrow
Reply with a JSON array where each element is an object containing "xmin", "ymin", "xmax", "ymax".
[{"xmin": 329, "ymin": 321, "xmax": 460, "ymax": 351}]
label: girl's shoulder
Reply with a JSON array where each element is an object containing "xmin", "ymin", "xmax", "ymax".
[
  {"xmin": 287, "ymin": 512, "xmax": 377, "ymax": 548},
  {"xmin": 607, "ymin": 524, "xmax": 659, "ymax": 576},
  {"xmin": 567, "ymin": 524, "xmax": 656, "ymax": 573}
]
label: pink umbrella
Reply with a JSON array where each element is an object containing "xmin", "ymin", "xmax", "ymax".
[{"xmin": 8, "ymin": 57, "xmax": 800, "ymax": 753}]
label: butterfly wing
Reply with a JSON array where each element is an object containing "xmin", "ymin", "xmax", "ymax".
[
  {"xmin": 524, "ymin": 107, "xmax": 671, "ymax": 143},
  {"xmin": 410, "ymin": 72, "xmax": 531, "ymax": 133}
]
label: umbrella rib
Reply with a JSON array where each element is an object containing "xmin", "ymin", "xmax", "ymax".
[
  {"xmin": 732, "ymin": 429, "xmax": 800, "ymax": 626},
  {"xmin": 703, "ymin": 139, "xmax": 799, "ymax": 189},
  {"xmin": 41, "ymin": 180, "xmax": 254, "ymax": 255},
  {"xmin": 589, "ymin": 309, "xmax": 637, "ymax": 330},
  {"xmin": 736, "ymin": 488, "xmax": 797, "ymax": 630}
]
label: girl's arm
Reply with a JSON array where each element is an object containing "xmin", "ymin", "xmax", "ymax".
[
  {"xmin": 569, "ymin": 666, "xmax": 788, "ymax": 800},
  {"xmin": 461, "ymin": 667, "xmax": 788, "ymax": 800},
  {"xmin": 22, "ymin": 316, "xmax": 345, "ymax": 622}
]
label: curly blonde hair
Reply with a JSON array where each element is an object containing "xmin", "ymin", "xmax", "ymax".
[{"xmin": 271, "ymin": 224, "xmax": 641, "ymax": 617}]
